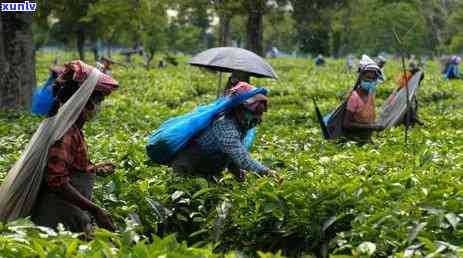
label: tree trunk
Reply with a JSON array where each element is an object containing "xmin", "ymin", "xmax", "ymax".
[
  {"xmin": 107, "ymin": 38, "xmax": 112, "ymax": 58},
  {"xmin": 246, "ymin": 1, "xmax": 265, "ymax": 56},
  {"xmin": 92, "ymin": 41, "xmax": 99, "ymax": 62},
  {"xmin": 422, "ymin": 1, "xmax": 444, "ymax": 55},
  {"xmin": 338, "ymin": 2, "xmax": 353, "ymax": 56},
  {"xmin": 219, "ymin": 14, "xmax": 232, "ymax": 46},
  {"xmin": 144, "ymin": 52, "xmax": 154, "ymax": 70},
  {"xmin": 76, "ymin": 25, "xmax": 86, "ymax": 61},
  {"xmin": 0, "ymin": 12, "xmax": 35, "ymax": 110}
]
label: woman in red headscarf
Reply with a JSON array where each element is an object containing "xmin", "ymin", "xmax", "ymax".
[
  {"xmin": 170, "ymin": 82, "xmax": 277, "ymax": 181},
  {"xmin": 31, "ymin": 61, "xmax": 118, "ymax": 235}
]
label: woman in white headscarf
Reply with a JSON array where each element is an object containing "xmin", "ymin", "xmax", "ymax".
[{"xmin": 342, "ymin": 55, "xmax": 384, "ymax": 142}]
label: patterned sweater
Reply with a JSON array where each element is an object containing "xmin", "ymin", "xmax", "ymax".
[{"xmin": 194, "ymin": 115, "xmax": 269, "ymax": 174}]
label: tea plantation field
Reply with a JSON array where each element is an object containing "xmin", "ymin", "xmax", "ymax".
[{"xmin": 0, "ymin": 53, "xmax": 462, "ymax": 257}]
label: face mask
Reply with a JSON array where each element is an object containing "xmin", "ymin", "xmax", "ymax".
[
  {"xmin": 84, "ymin": 101, "xmax": 101, "ymax": 121},
  {"xmin": 360, "ymin": 80, "xmax": 377, "ymax": 92},
  {"xmin": 242, "ymin": 111, "xmax": 260, "ymax": 130}
]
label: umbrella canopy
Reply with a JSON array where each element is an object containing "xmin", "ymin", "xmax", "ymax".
[{"xmin": 188, "ymin": 47, "xmax": 278, "ymax": 79}]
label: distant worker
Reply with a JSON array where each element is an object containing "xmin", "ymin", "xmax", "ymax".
[
  {"xmin": 391, "ymin": 61, "xmax": 424, "ymax": 126},
  {"xmin": 417, "ymin": 56, "xmax": 426, "ymax": 69},
  {"xmin": 271, "ymin": 47, "xmax": 280, "ymax": 58},
  {"xmin": 158, "ymin": 59, "xmax": 166, "ymax": 69},
  {"xmin": 443, "ymin": 55, "xmax": 461, "ymax": 80},
  {"xmin": 346, "ymin": 55, "xmax": 355, "ymax": 72},
  {"xmin": 397, "ymin": 61, "xmax": 419, "ymax": 88},
  {"xmin": 165, "ymin": 54, "xmax": 179, "ymax": 66},
  {"xmin": 96, "ymin": 57, "xmax": 115, "ymax": 76},
  {"xmin": 375, "ymin": 55, "xmax": 387, "ymax": 82},
  {"xmin": 315, "ymin": 54, "xmax": 326, "ymax": 66}
]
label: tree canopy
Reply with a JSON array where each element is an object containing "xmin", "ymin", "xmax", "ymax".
[{"xmin": 32, "ymin": 0, "xmax": 463, "ymax": 57}]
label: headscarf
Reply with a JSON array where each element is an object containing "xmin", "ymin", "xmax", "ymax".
[
  {"xmin": 358, "ymin": 54, "xmax": 383, "ymax": 80},
  {"xmin": 450, "ymin": 55, "xmax": 461, "ymax": 65},
  {"xmin": 409, "ymin": 61, "xmax": 418, "ymax": 71},
  {"xmin": 56, "ymin": 60, "xmax": 118, "ymax": 96},
  {"xmin": 100, "ymin": 57, "xmax": 116, "ymax": 64},
  {"xmin": 49, "ymin": 60, "xmax": 118, "ymax": 117},
  {"xmin": 375, "ymin": 55, "xmax": 387, "ymax": 66},
  {"xmin": 225, "ymin": 81, "xmax": 268, "ymax": 113},
  {"xmin": 50, "ymin": 66, "xmax": 65, "ymax": 78}
]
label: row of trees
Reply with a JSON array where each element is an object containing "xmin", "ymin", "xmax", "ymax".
[
  {"xmin": 34, "ymin": 0, "xmax": 286, "ymax": 60},
  {"xmin": 32, "ymin": 0, "xmax": 463, "ymax": 60}
]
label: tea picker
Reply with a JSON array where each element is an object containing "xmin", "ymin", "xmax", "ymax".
[
  {"xmin": 146, "ymin": 82, "xmax": 280, "ymax": 182},
  {"xmin": 187, "ymin": 47, "xmax": 279, "ymax": 150},
  {"xmin": 314, "ymin": 56, "xmax": 424, "ymax": 143},
  {"xmin": 313, "ymin": 55, "xmax": 385, "ymax": 143},
  {"xmin": 144, "ymin": 48, "xmax": 281, "ymax": 181}
]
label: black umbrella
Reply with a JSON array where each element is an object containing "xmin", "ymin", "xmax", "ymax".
[{"xmin": 188, "ymin": 47, "xmax": 278, "ymax": 79}]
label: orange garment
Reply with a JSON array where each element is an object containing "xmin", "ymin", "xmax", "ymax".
[
  {"xmin": 346, "ymin": 90, "xmax": 376, "ymax": 124},
  {"xmin": 389, "ymin": 71, "xmax": 413, "ymax": 104},
  {"xmin": 398, "ymin": 71, "xmax": 413, "ymax": 88}
]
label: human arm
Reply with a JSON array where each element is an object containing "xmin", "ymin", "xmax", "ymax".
[
  {"xmin": 88, "ymin": 161, "xmax": 115, "ymax": 177},
  {"xmin": 46, "ymin": 136, "xmax": 115, "ymax": 231},
  {"xmin": 228, "ymin": 163, "xmax": 246, "ymax": 182},
  {"xmin": 343, "ymin": 110, "xmax": 383, "ymax": 131},
  {"xmin": 50, "ymin": 183, "xmax": 115, "ymax": 231},
  {"xmin": 212, "ymin": 119, "xmax": 270, "ymax": 175},
  {"xmin": 343, "ymin": 92, "xmax": 383, "ymax": 131}
]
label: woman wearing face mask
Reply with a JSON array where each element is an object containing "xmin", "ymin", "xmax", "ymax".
[
  {"xmin": 31, "ymin": 61, "xmax": 118, "ymax": 236},
  {"xmin": 343, "ymin": 55, "xmax": 384, "ymax": 142},
  {"xmin": 169, "ymin": 82, "xmax": 276, "ymax": 181}
]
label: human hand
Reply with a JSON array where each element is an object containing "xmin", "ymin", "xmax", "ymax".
[
  {"xmin": 235, "ymin": 169, "xmax": 246, "ymax": 182},
  {"xmin": 268, "ymin": 170, "xmax": 284, "ymax": 183},
  {"xmin": 92, "ymin": 207, "xmax": 116, "ymax": 231},
  {"xmin": 372, "ymin": 124, "xmax": 385, "ymax": 131},
  {"xmin": 91, "ymin": 162, "xmax": 115, "ymax": 176}
]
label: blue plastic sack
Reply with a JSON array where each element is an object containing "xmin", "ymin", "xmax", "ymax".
[
  {"xmin": 31, "ymin": 75, "xmax": 55, "ymax": 116},
  {"xmin": 146, "ymin": 88, "xmax": 268, "ymax": 165},
  {"xmin": 323, "ymin": 113, "xmax": 332, "ymax": 125},
  {"xmin": 444, "ymin": 64, "xmax": 461, "ymax": 80},
  {"xmin": 243, "ymin": 127, "xmax": 256, "ymax": 150}
]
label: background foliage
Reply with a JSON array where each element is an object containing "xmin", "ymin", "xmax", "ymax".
[{"xmin": 33, "ymin": 0, "xmax": 463, "ymax": 57}]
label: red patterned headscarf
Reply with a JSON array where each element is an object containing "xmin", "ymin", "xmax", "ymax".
[
  {"xmin": 225, "ymin": 81, "xmax": 268, "ymax": 113},
  {"xmin": 56, "ymin": 60, "xmax": 118, "ymax": 96}
]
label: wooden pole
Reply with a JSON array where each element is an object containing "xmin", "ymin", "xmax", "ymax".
[
  {"xmin": 393, "ymin": 28, "xmax": 412, "ymax": 145},
  {"xmin": 216, "ymin": 72, "xmax": 223, "ymax": 98},
  {"xmin": 401, "ymin": 54, "xmax": 411, "ymax": 145}
]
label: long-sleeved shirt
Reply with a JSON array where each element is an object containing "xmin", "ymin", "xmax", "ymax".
[
  {"xmin": 193, "ymin": 115, "xmax": 269, "ymax": 174},
  {"xmin": 46, "ymin": 125, "xmax": 91, "ymax": 188}
]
